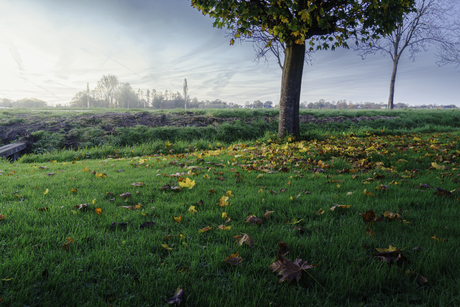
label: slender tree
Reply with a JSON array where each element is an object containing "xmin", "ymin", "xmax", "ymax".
[
  {"xmin": 192, "ymin": 0, "xmax": 415, "ymax": 137},
  {"xmin": 183, "ymin": 78, "xmax": 188, "ymax": 110},
  {"xmin": 354, "ymin": 0, "xmax": 459, "ymax": 109},
  {"xmin": 96, "ymin": 75, "xmax": 119, "ymax": 107}
]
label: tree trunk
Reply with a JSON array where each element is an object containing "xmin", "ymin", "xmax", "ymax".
[
  {"xmin": 387, "ymin": 56, "xmax": 400, "ymax": 110},
  {"xmin": 278, "ymin": 41, "xmax": 305, "ymax": 138}
]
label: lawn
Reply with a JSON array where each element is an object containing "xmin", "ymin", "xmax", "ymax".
[{"xmin": 1, "ymin": 110, "xmax": 460, "ymax": 306}]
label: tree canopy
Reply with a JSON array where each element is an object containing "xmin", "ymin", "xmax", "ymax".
[{"xmin": 192, "ymin": 0, "xmax": 415, "ymax": 137}]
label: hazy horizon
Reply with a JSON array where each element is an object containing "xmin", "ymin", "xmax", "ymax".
[{"xmin": 0, "ymin": 0, "xmax": 458, "ymax": 106}]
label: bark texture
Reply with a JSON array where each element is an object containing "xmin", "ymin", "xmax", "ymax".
[
  {"xmin": 278, "ymin": 42, "xmax": 305, "ymax": 138},
  {"xmin": 388, "ymin": 53, "xmax": 400, "ymax": 110}
]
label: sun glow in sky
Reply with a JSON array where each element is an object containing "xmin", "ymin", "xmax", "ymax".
[{"xmin": 0, "ymin": 0, "xmax": 458, "ymax": 106}]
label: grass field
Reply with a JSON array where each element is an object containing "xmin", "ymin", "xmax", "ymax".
[{"xmin": 1, "ymin": 109, "xmax": 460, "ymax": 306}]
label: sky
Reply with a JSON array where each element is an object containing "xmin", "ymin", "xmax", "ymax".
[{"xmin": 0, "ymin": 0, "xmax": 458, "ymax": 107}]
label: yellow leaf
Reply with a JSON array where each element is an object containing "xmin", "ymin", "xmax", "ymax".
[
  {"xmin": 413, "ymin": 137, "xmax": 421, "ymax": 141},
  {"xmin": 95, "ymin": 172, "xmax": 107, "ymax": 179},
  {"xmin": 179, "ymin": 233, "xmax": 186, "ymax": 240},
  {"xmin": 203, "ymin": 174, "xmax": 210, "ymax": 179},
  {"xmin": 375, "ymin": 245, "xmax": 398, "ymax": 253},
  {"xmin": 364, "ymin": 189, "xmax": 374, "ymax": 197},
  {"xmin": 92, "ymin": 199, "xmax": 96, "ymax": 205},
  {"xmin": 70, "ymin": 189, "xmax": 77, "ymax": 193},
  {"xmin": 218, "ymin": 225, "xmax": 231, "ymax": 230},
  {"xmin": 218, "ymin": 196, "xmax": 229, "ymax": 207},
  {"xmin": 44, "ymin": 188, "xmax": 49, "ymax": 195},
  {"xmin": 161, "ymin": 244, "xmax": 173, "ymax": 251},
  {"xmin": 178, "ymin": 177, "xmax": 195, "ymax": 189},
  {"xmin": 226, "ymin": 191, "xmax": 234, "ymax": 198},
  {"xmin": 82, "ymin": 167, "xmax": 89, "ymax": 172},
  {"xmin": 222, "ymin": 212, "xmax": 228, "ymax": 219},
  {"xmin": 330, "ymin": 204, "xmax": 351, "ymax": 211},
  {"xmin": 198, "ymin": 226, "xmax": 212, "ymax": 233},
  {"xmin": 173, "ymin": 215, "xmax": 182, "ymax": 223},
  {"xmin": 188, "ymin": 205, "xmax": 197, "ymax": 214},
  {"xmin": 94, "ymin": 208, "xmax": 102, "ymax": 215},
  {"xmin": 316, "ymin": 208, "xmax": 324, "ymax": 215},
  {"xmin": 0, "ymin": 214, "xmax": 5, "ymax": 220}
]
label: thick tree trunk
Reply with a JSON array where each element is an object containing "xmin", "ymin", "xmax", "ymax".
[
  {"xmin": 278, "ymin": 41, "xmax": 305, "ymax": 138},
  {"xmin": 388, "ymin": 56, "xmax": 400, "ymax": 110}
]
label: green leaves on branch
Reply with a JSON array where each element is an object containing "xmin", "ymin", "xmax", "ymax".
[{"xmin": 192, "ymin": 0, "xmax": 415, "ymax": 49}]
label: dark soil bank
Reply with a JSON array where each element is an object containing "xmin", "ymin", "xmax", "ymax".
[{"xmin": 0, "ymin": 111, "xmax": 396, "ymax": 153}]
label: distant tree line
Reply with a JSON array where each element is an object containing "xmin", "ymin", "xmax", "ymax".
[
  {"xmin": 0, "ymin": 97, "xmax": 47, "ymax": 108},
  {"xmin": 300, "ymin": 99, "xmax": 457, "ymax": 109},
  {"xmin": 68, "ymin": 74, "xmax": 244, "ymax": 109}
]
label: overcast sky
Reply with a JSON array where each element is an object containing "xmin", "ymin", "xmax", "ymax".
[{"xmin": 0, "ymin": 0, "xmax": 458, "ymax": 106}]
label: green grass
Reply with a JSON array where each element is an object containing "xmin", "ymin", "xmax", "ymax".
[{"xmin": 2, "ymin": 122, "xmax": 460, "ymax": 306}]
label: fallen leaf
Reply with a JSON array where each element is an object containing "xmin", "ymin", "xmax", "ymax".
[
  {"xmin": 38, "ymin": 207, "xmax": 49, "ymax": 211},
  {"xmin": 224, "ymin": 251, "xmax": 243, "ymax": 266},
  {"xmin": 245, "ymin": 215, "xmax": 262, "ymax": 225},
  {"xmin": 179, "ymin": 177, "xmax": 195, "ymax": 189},
  {"xmin": 234, "ymin": 233, "xmax": 254, "ymax": 247},
  {"xmin": 263, "ymin": 210, "xmax": 275, "ymax": 219},
  {"xmin": 0, "ymin": 214, "xmax": 5, "ymax": 220},
  {"xmin": 226, "ymin": 191, "xmax": 235, "ymax": 198},
  {"xmin": 173, "ymin": 215, "xmax": 182, "ymax": 223},
  {"xmin": 316, "ymin": 208, "xmax": 324, "ymax": 215},
  {"xmin": 188, "ymin": 205, "xmax": 197, "ymax": 214},
  {"xmin": 277, "ymin": 242, "xmax": 291, "ymax": 256},
  {"xmin": 44, "ymin": 189, "xmax": 49, "ymax": 195},
  {"xmin": 218, "ymin": 196, "xmax": 229, "ymax": 207},
  {"xmin": 198, "ymin": 226, "xmax": 212, "ymax": 233},
  {"xmin": 359, "ymin": 210, "xmax": 384, "ymax": 224},
  {"xmin": 131, "ymin": 182, "xmax": 145, "ymax": 187},
  {"xmin": 365, "ymin": 228, "xmax": 375, "ymax": 236},
  {"xmin": 330, "ymin": 204, "xmax": 351, "ymax": 211},
  {"xmin": 74, "ymin": 203, "xmax": 89, "ymax": 210},
  {"xmin": 95, "ymin": 172, "xmax": 107, "ymax": 179},
  {"xmin": 218, "ymin": 225, "xmax": 231, "ymax": 230},
  {"xmin": 168, "ymin": 286, "xmax": 185, "ymax": 305},
  {"xmin": 161, "ymin": 244, "xmax": 173, "ymax": 251},
  {"xmin": 62, "ymin": 237, "xmax": 74, "ymax": 251},
  {"xmin": 269, "ymin": 256, "xmax": 315, "ymax": 283},
  {"xmin": 384, "ymin": 211, "xmax": 402, "ymax": 221},
  {"xmin": 120, "ymin": 192, "xmax": 131, "ymax": 199},
  {"xmin": 94, "ymin": 208, "xmax": 102, "ymax": 215}
]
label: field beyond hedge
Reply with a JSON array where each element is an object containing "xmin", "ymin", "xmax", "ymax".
[{"xmin": 1, "ymin": 109, "xmax": 460, "ymax": 306}]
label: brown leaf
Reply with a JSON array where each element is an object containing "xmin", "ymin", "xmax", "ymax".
[
  {"xmin": 269, "ymin": 256, "xmax": 315, "ymax": 283},
  {"xmin": 168, "ymin": 286, "xmax": 185, "ymax": 305},
  {"xmin": 359, "ymin": 210, "xmax": 384, "ymax": 224},
  {"xmin": 263, "ymin": 210, "xmax": 275, "ymax": 219},
  {"xmin": 224, "ymin": 251, "xmax": 243, "ymax": 266},
  {"xmin": 372, "ymin": 246, "xmax": 408, "ymax": 266},
  {"xmin": 119, "ymin": 192, "xmax": 131, "ymax": 199},
  {"xmin": 38, "ymin": 207, "xmax": 49, "ymax": 211},
  {"xmin": 74, "ymin": 203, "xmax": 89, "ymax": 210},
  {"xmin": 233, "ymin": 233, "xmax": 254, "ymax": 248},
  {"xmin": 294, "ymin": 226, "xmax": 306, "ymax": 234},
  {"xmin": 245, "ymin": 215, "xmax": 262, "ymax": 225},
  {"xmin": 277, "ymin": 242, "xmax": 291, "ymax": 256}
]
